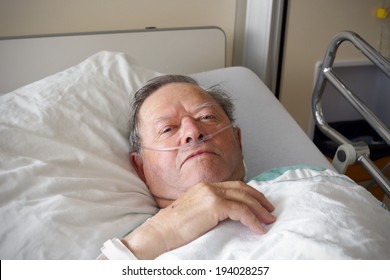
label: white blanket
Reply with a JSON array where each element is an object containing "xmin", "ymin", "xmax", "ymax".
[{"xmin": 156, "ymin": 167, "xmax": 390, "ymax": 259}]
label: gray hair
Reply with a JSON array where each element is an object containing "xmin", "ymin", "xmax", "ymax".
[{"xmin": 129, "ymin": 74, "xmax": 236, "ymax": 153}]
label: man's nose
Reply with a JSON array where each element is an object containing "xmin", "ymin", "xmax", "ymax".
[{"xmin": 180, "ymin": 117, "xmax": 204, "ymax": 144}]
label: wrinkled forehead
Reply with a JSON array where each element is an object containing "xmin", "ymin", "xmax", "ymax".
[{"xmin": 138, "ymin": 82, "xmax": 222, "ymax": 120}]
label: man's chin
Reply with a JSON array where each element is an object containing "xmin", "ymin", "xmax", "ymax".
[{"xmin": 184, "ymin": 172, "xmax": 227, "ymax": 187}]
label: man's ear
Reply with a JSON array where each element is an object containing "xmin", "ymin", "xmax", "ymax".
[{"xmin": 130, "ymin": 152, "xmax": 146, "ymax": 183}]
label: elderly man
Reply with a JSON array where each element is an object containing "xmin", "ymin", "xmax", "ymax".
[{"xmin": 101, "ymin": 75, "xmax": 276, "ymax": 259}]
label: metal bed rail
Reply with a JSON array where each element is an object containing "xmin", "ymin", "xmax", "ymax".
[{"xmin": 312, "ymin": 31, "xmax": 390, "ymax": 198}]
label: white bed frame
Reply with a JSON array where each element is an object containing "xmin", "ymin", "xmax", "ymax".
[{"xmin": 0, "ymin": 27, "xmax": 226, "ymax": 93}]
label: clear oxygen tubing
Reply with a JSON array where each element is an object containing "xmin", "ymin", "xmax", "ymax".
[{"xmin": 141, "ymin": 124, "xmax": 233, "ymax": 152}]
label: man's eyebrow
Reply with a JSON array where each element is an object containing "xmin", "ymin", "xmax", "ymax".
[
  {"xmin": 193, "ymin": 102, "xmax": 218, "ymax": 112},
  {"xmin": 152, "ymin": 102, "xmax": 218, "ymax": 127},
  {"xmin": 153, "ymin": 115, "xmax": 174, "ymax": 126}
]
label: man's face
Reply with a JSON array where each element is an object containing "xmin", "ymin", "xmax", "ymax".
[{"xmin": 131, "ymin": 82, "xmax": 245, "ymax": 207}]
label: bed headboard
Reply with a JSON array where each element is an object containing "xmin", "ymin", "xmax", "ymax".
[{"xmin": 0, "ymin": 27, "xmax": 226, "ymax": 93}]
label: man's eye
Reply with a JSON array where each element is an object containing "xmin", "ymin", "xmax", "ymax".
[
  {"xmin": 161, "ymin": 127, "xmax": 173, "ymax": 134},
  {"xmin": 201, "ymin": 115, "xmax": 216, "ymax": 120}
]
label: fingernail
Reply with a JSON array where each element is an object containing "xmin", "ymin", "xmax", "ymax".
[{"xmin": 256, "ymin": 225, "xmax": 267, "ymax": 235}]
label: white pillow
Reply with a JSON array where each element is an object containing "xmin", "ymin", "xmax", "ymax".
[{"xmin": 0, "ymin": 51, "xmax": 160, "ymax": 259}]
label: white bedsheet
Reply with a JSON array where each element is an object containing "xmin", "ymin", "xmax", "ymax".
[{"xmin": 156, "ymin": 167, "xmax": 390, "ymax": 259}]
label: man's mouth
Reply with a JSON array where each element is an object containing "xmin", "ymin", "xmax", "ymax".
[{"xmin": 181, "ymin": 150, "xmax": 217, "ymax": 167}]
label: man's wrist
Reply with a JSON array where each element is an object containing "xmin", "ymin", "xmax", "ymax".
[{"xmin": 121, "ymin": 214, "xmax": 173, "ymax": 260}]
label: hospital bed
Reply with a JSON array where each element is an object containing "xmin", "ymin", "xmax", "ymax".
[{"xmin": 0, "ymin": 28, "xmax": 389, "ymax": 259}]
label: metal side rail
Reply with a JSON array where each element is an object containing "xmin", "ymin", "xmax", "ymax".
[{"xmin": 312, "ymin": 31, "xmax": 390, "ymax": 198}]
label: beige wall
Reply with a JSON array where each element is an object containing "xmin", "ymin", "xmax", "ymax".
[
  {"xmin": 280, "ymin": 0, "xmax": 384, "ymax": 134},
  {"xmin": 0, "ymin": 0, "xmax": 236, "ymax": 65}
]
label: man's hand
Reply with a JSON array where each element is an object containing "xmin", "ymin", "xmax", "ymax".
[{"xmin": 121, "ymin": 181, "xmax": 276, "ymax": 259}]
